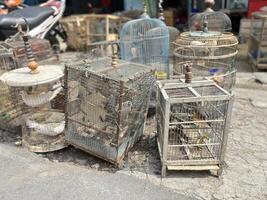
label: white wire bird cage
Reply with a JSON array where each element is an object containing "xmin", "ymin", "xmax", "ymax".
[
  {"xmin": 0, "ymin": 30, "xmax": 67, "ymax": 153},
  {"xmin": 65, "ymin": 57, "xmax": 155, "ymax": 166},
  {"xmin": 119, "ymin": 17, "xmax": 170, "ymax": 79},
  {"xmin": 156, "ymin": 79, "xmax": 233, "ymax": 177},
  {"xmin": 173, "ymin": 19, "xmax": 238, "ymax": 93},
  {"xmin": 189, "ymin": 11, "xmax": 232, "ymax": 33}
]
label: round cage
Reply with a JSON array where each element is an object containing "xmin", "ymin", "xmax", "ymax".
[
  {"xmin": 189, "ymin": 11, "xmax": 232, "ymax": 33},
  {"xmin": 173, "ymin": 28, "xmax": 238, "ymax": 92},
  {"xmin": 119, "ymin": 17, "xmax": 170, "ymax": 79},
  {"xmin": 174, "ymin": 61, "xmax": 236, "ymax": 93}
]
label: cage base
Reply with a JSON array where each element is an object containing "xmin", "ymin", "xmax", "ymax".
[
  {"xmin": 67, "ymin": 141, "xmax": 124, "ymax": 167},
  {"xmin": 22, "ymin": 126, "xmax": 68, "ymax": 153},
  {"xmin": 161, "ymin": 164, "xmax": 222, "ymax": 178},
  {"xmin": 167, "ymin": 165, "xmax": 220, "ymax": 171}
]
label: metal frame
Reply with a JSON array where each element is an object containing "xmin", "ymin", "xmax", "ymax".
[{"xmin": 65, "ymin": 58, "xmax": 155, "ymax": 166}]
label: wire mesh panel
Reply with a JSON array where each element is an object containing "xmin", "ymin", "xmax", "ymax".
[
  {"xmin": 0, "ymin": 45, "xmax": 24, "ymax": 133},
  {"xmin": 65, "ymin": 58, "xmax": 155, "ymax": 165},
  {"xmin": 156, "ymin": 80, "xmax": 233, "ymax": 177},
  {"xmin": 173, "ymin": 29, "xmax": 238, "ymax": 93},
  {"xmin": 120, "ymin": 18, "xmax": 170, "ymax": 79}
]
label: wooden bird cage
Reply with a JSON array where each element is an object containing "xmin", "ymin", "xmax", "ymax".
[
  {"xmin": 156, "ymin": 80, "xmax": 233, "ymax": 177},
  {"xmin": 60, "ymin": 14, "xmax": 129, "ymax": 51},
  {"xmin": 248, "ymin": 12, "xmax": 267, "ymax": 70},
  {"xmin": 65, "ymin": 57, "xmax": 155, "ymax": 165},
  {"xmin": 173, "ymin": 27, "xmax": 238, "ymax": 93},
  {"xmin": 2, "ymin": 36, "xmax": 54, "ymax": 66}
]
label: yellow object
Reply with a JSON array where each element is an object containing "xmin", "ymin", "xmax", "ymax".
[
  {"xmin": 155, "ymin": 71, "xmax": 167, "ymax": 80},
  {"xmin": 27, "ymin": 61, "xmax": 39, "ymax": 74}
]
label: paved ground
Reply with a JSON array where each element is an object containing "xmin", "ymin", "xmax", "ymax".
[
  {"xmin": 0, "ymin": 144, "xmax": 194, "ymax": 200},
  {"xmin": 0, "ymin": 49, "xmax": 267, "ymax": 200}
]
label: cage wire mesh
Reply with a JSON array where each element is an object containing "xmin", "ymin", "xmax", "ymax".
[
  {"xmin": 189, "ymin": 11, "xmax": 232, "ymax": 33},
  {"xmin": 0, "ymin": 45, "xmax": 25, "ymax": 132},
  {"xmin": 2, "ymin": 66, "xmax": 67, "ymax": 152},
  {"xmin": 173, "ymin": 26, "xmax": 238, "ymax": 93},
  {"xmin": 65, "ymin": 57, "xmax": 155, "ymax": 165},
  {"xmin": 156, "ymin": 80, "xmax": 233, "ymax": 177},
  {"xmin": 119, "ymin": 17, "xmax": 170, "ymax": 79}
]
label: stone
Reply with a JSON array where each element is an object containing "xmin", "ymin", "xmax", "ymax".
[
  {"xmin": 91, "ymin": 163, "xmax": 100, "ymax": 170},
  {"xmin": 254, "ymin": 72, "xmax": 267, "ymax": 84}
]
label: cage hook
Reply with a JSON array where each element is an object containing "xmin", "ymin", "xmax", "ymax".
[{"xmin": 13, "ymin": 17, "xmax": 30, "ymax": 36}]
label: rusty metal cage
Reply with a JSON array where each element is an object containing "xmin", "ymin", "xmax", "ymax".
[
  {"xmin": 2, "ymin": 36, "xmax": 54, "ymax": 66},
  {"xmin": 65, "ymin": 57, "xmax": 155, "ymax": 165},
  {"xmin": 0, "ymin": 45, "xmax": 24, "ymax": 133},
  {"xmin": 156, "ymin": 80, "xmax": 233, "ymax": 177}
]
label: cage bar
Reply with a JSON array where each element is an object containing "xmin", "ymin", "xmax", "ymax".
[
  {"xmin": 65, "ymin": 57, "xmax": 155, "ymax": 165},
  {"xmin": 156, "ymin": 80, "xmax": 233, "ymax": 177}
]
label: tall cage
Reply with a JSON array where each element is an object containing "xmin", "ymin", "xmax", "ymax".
[
  {"xmin": 248, "ymin": 12, "xmax": 267, "ymax": 70},
  {"xmin": 189, "ymin": 11, "xmax": 232, "ymax": 33},
  {"xmin": 65, "ymin": 57, "xmax": 155, "ymax": 165},
  {"xmin": 0, "ymin": 45, "xmax": 24, "ymax": 133},
  {"xmin": 173, "ymin": 23, "xmax": 238, "ymax": 93},
  {"xmin": 119, "ymin": 17, "xmax": 170, "ymax": 79},
  {"xmin": 156, "ymin": 80, "xmax": 233, "ymax": 177}
]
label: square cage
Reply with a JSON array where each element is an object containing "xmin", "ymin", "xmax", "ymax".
[
  {"xmin": 61, "ymin": 14, "xmax": 128, "ymax": 51},
  {"xmin": 156, "ymin": 80, "xmax": 233, "ymax": 177},
  {"xmin": 65, "ymin": 58, "xmax": 155, "ymax": 165},
  {"xmin": 2, "ymin": 37, "xmax": 54, "ymax": 66},
  {"xmin": 0, "ymin": 46, "xmax": 24, "ymax": 133}
]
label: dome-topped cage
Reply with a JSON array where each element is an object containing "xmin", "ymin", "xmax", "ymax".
[
  {"xmin": 173, "ymin": 19, "xmax": 238, "ymax": 92},
  {"xmin": 119, "ymin": 17, "xmax": 170, "ymax": 79},
  {"xmin": 189, "ymin": 11, "xmax": 232, "ymax": 33}
]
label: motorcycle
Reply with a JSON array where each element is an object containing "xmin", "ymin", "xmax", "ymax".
[{"xmin": 0, "ymin": 0, "xmax": 67, "ymax": 46}]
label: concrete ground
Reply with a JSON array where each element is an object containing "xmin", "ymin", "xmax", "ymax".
[{"xmin": 0, "ymin": 47, "xmax": 267, "ymax": 200}]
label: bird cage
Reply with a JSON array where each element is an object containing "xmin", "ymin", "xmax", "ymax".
[
  {"xmin": 65, "ymin": 57, "xmax": 155, "ymax": 165},
  {"xmin": 119, "ymin": 17, "xmax": 170, "ymax": 79},
  {"xmin": 0, "ymin": 45, "xmax": 24, "ymax": 133},
  {"xmin": 168, "ymin": 26, "xmax": 180, "ymax": 53},
  {"xmin": 156, "ymin": 79, "xmax": 233, "ymax": 177},
  {"xmin": 61, "ymin": 14, "xmax": 128, "ymax": 51},
  {"xmin": 189, "ymin": 11, "xmax": 232, "ymax": 33},
  {"xmin": 173, "ymin": 22, "xmax": 238, "ymax": 93},
  {"xmin": 248, "ymin": 12, "xmax": 267, "ymax": 70},
  {"xmin": 2, "ymin": 36, "xmax": 54, "ymax": 66}
]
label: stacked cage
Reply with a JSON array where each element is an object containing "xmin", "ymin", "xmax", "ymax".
[
  {"xmin": 65, "ymin": 57, "xmax": 155, "ymax": 165},
  {"xmin": 119, "ymin": 17, "xmax": 170, "ymax": 79},
  {"xmin": 0, "ymin": 45, "xmax": 24, "ymax": 133},
  {"xmin": 173, "ymin": 24, "xmax": 238, "ymax": 93},
  {"xmin": 156, "ymin": 80, "xmax": 233, "ymax": 177}
]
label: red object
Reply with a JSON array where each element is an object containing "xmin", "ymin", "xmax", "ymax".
[
  {"xmin": 101, "ymin": 0, "xmax": 111, "ymax": 7},
  {"xmin": 248, "ymin": 0, "xmax": 267, "ymax": 18}
]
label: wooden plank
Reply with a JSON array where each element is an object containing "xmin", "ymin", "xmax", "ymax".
[{"xmin": 167, "ymin": 165, "xmax": 219, "ymax": 171}]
